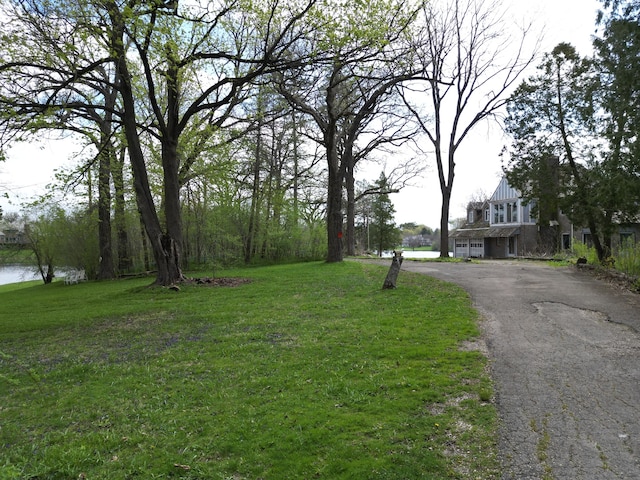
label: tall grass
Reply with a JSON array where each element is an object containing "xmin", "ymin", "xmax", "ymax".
[
  {"xmin": 615, "ymin": 239, "xmax": 640, "ymax": 277},
  {"xmin": 0, "ymin": 261, "xmax": 499, "ymax": 479},
  {"xmin": 573, "ymin": 240, "xmax": 640, "ymax": 277}
]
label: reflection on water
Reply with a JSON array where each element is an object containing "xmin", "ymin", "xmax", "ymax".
[
  {"xmin": 0, "ymin": 265, "xmax": 40, "ymax": 286},
  {"xmin": 381, "ymin": 250, "xmax": 451, "ymax": 259}
]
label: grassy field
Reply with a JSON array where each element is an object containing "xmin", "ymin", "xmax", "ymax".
[{"xmin": 0, "ymin": 261, "xmax": 499, "ymax": 479}]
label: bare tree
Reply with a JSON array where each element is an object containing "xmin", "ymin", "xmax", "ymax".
[
  {"xmin": 276, "ymin": 0, "xmax": 424, "ymax": 262},
  {"xmin": 403, "ymin": 0, "xmax": 536, "ymax": 257}
]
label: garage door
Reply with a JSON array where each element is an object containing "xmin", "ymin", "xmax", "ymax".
[
  {"xmin": 470, "ymin": 239, "xmax": 484, "ymax": 257},
  {"xmin": 454, "ymin": 239, "xmax": 468, "ymax": 258}
]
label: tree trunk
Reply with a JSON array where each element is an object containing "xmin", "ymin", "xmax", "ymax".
[
  {"xmin": 326, "ymin": 155, "xmax": 344, "ymax": 263},
  {"xmin": 439, "ymin": 188, "xmax": 451, "ymax": 258},
  {"xmin": 113, "ymin": 150, "xmax": 131, "ymax": 273},
  {"xmin": 162, "ymin": 45, "xmax": 185, "ymax": 279},
  {"xmin": 345, "ymin": 160, "xmax": 356, "ymax": 256},
  {"xmin": 96, "ymin": 147, "xmax": 114, "ymax": 279},
  {"xmin": 382, "ymin": 250, "xmax": 403, "ymax": 289},
  {"xmin": 245, "ymin": 118, "xmax": 263, "ymax": 264},
  {"xmin": 110, "ymin": 11, "xmax": 182, "ymax": 286}
]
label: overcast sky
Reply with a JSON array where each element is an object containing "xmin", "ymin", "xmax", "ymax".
[
  {"xmin": 0, "ymin": 0, "xmax": 603, "ymax": 229},
  {"xmin": 390, "ymin": 0, "xmax": 603, "ymax": 228}
]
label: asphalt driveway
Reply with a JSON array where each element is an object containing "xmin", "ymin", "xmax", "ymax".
[{"xmin": 399, "ymin": 259, "xmax": 640, "ymax": 479}]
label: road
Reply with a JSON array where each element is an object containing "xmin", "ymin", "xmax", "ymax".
[{"xmin": 399, "ymin": 259, "xmax": 640, "ymax": 480}]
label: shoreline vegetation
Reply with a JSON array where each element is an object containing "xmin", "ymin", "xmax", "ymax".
[{"xmin": 0, "ymin": 261, "xmax": 499, "ymax": 479}]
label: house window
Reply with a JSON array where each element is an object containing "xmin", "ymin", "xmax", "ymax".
[
  {"xmin": 508, "ymin": 236, "xmax": 516, "ymax": 255},
  {"xmin": 507, "ymin": 202, "xmax": 518, "ymax": 222},
  {"xmin": 484, "ymin": 209, "xmax": 489, "ymax": 221},
  {"xmin": 522, "ymin": 202, "xmax": 533, "ymax": 223},
  {"xmin": 468, "ymin": 210, "xmax": 474, "ymax": 223},
  {"xmin": 493, "ymin": 203, "xmax": 516, "ymax": 224}
]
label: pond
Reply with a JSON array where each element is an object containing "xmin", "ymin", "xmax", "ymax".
[
  {"xmin": 0, "ymin": 265, "xmax": 40, "ymax": 286},
  {"xmin": 381, "ymin": 250, "xmax": 452, "ymax": 259},
  {"xmin": 0, "ymin": 252, "xmax": 453, "ymax": 286}
]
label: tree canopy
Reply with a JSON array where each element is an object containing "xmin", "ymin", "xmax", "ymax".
[{"xmin": 504, "ymin": 2, "xmax": 640, "ymax": 261}]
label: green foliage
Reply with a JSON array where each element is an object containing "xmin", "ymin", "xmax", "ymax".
[
  {"xmin": 615, "ymin": 239, "xmax": 640, "ymax": 276},
  {"xmin": 0, "ymin": 262, "xmax": 499, "ymax": 479},
  {"xmin": 370, "ymin": 173, "xmax": 401, "ymax": 254},
  {"xmin": 572, "ymin": 242, "xmax": 600, "ymax": 265},
  {"xmin": 23, "ymin": 206, "xmax": 99, "ymax": 282},
  {"xmin": 506, "ymin": 15, "xmax": 640, "ymax": 261}
]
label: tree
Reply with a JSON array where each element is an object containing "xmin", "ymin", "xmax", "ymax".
[
  {"xmin": 402, "ymin": 0, "xmax": 535, "ymax": 257},
  {"xmin": 0, "ymin": 7, "xmax": 122, "ymax": 280},
  {"xmin": 276, "ymin": 0, "xmax": 424, "ymax": 263},
  {"xmin": 369, "ymin": 172, "xmax": 401, "ymax": 256},
  {"xmin": 598, "ymin": 0, "xmax": 640, "ymax": 20},
  {"xmin": 504, "ymin": 43, "xmax": 611, "ymax": 260},
  {"xmin": 593, "ymin": 7, "xmax": 640, "ymax": 226},
  {"xmin": 0, "ymin": 0, "xmax": 318, "ymax": 285}
]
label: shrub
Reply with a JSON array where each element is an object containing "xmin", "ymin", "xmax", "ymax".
[{"xmin": 572, "ymin": 241, "xmax": 598, "ymax": 265}]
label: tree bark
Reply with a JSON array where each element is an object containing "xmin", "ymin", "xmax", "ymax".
[
  {"xmin": 383, "ymin": 250, "xmax": 403, "ymax": 289},
  {"xmin": 96, "ymin": 141, "xmax": 114, "ymax": 280},
  {"xmin": 109, "ymin": 6, "xmax": 182, "ymax": 286},
  {"xmin": 326, "ymin": 148, "xmax": 344, "ymax": 263},
  {"xmin": 439, "ymin": 186, "xmax": 451, "ymax": 258},
  {"xmin": 112, "ymin": 150, "xmax": 131, "ymax": 273},
  {"xmin": 345, "ymin": 158, "xmax": 356, "ymax": 256}
]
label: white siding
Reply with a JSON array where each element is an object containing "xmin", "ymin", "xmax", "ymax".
[
  {"xmin": 490, "ymin": 177, "xmax": 519, "ymax": 202},
  {"xmin": 469, "ymin": 239, "xmax": 484, "ymax": 257},
  {"xmin": 454, "ymin": 239, "xmax": 469, "ymax": 258}
]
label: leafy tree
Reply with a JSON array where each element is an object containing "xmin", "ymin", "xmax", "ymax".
[
  {"xmin": 22, "ymin": 205, "xmax": 99, "ymax": 283},
  {"xmin": 504, "ymin": 39, "xmax": 640, "ymax": 262},
  {"xmin": 593, "ymin": 8, "xmax": 640, "ymax": 225},
  {"xmin": 598, "ymin": 0, "xmax": 640, "ymax": 20},
  {"xmin": 0, "ymin": 0, "xmax": 318, "ymax": 286},
  {"xmin": 370, "ymin": 173, "xmax": 401, "ymax": 256},
  {"xmin": 402, "ymin": 0, "xmax": 536, "ymax": 258}
]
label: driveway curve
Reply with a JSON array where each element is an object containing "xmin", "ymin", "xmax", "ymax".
[{"xmin": 400, "ymin": 259, "xmax": 640, "ymax": 480}]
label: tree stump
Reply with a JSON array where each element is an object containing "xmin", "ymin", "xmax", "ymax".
[{"xmin": 382, "ymin": 250, "xmax": 403, "ymax": 289}]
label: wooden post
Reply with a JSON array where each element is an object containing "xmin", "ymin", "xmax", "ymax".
[{"xmin": 382, "ymin": 250, "xmax": 403, "ymax": 289}]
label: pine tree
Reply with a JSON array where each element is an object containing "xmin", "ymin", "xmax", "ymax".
[{"xmin": 370, "ymin": 173, "xmax": 401, "ymax": 257}]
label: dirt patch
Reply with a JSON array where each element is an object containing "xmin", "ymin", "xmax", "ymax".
[
  {"xmin": 577, "ymin": 264, "xmax": 640, "ymax": 294},
  {"xmin": 183, "ymin": 277, "xmax": 252, "ymax": 287}
]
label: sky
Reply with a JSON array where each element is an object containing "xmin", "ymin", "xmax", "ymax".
[
  {"xmin": 390, "ymin": 0, "xmax": 603, "ymax": 229},
  {"xmin": 0, "ymin": 0, "xmax": 603, "ymax": 229}
]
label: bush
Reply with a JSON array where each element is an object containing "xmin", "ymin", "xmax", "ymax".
[{"xmin": 572, "ymin": 241, "xmax": 598, "ymax": 265}]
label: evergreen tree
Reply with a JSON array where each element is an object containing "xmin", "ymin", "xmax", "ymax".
[{"xmin": 370, "ymin": 173, "xmax": 400, "ymax": 256}]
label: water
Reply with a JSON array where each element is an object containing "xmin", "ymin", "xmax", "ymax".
[
  {"xmin": 0, "ymin": 252, "xmax": 450, "ymax": 286},
  {"xmin": 380, "ymin": 250, "xmax": 451, "ymax": 259},
  {"xmin": 0, "ymin": 265, "xmax": 40, "ymax": 286}
]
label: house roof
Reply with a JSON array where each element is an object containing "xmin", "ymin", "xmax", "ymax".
[
  {"xmin": 451, "ymin": 226, "xmax": 520, "ymax": 239},
  {"xmin": 490, "ymin": 177, "xmax": 520, "ymax": 202}
]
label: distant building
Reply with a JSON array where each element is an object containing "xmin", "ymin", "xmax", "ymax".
[
  {"xmin": 0, "ymin": 228, "xmax": 28, "ymax": 245},
  {"xmin": 402, "ymin": 234, "xmax": 433, "ymax": 249},
  {"xmin": 451, "ymin": 176, "xmax": 639, "ymax": 258}
]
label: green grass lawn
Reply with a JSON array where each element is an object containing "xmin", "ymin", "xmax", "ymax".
[{"xmin": 0, "ymin": 261, "xmax": 499, "ymax": 479}]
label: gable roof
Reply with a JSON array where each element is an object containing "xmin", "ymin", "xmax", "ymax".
[{"xmin": 490, "ymin": 177, "xmax": 520, "ymax": 202}]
